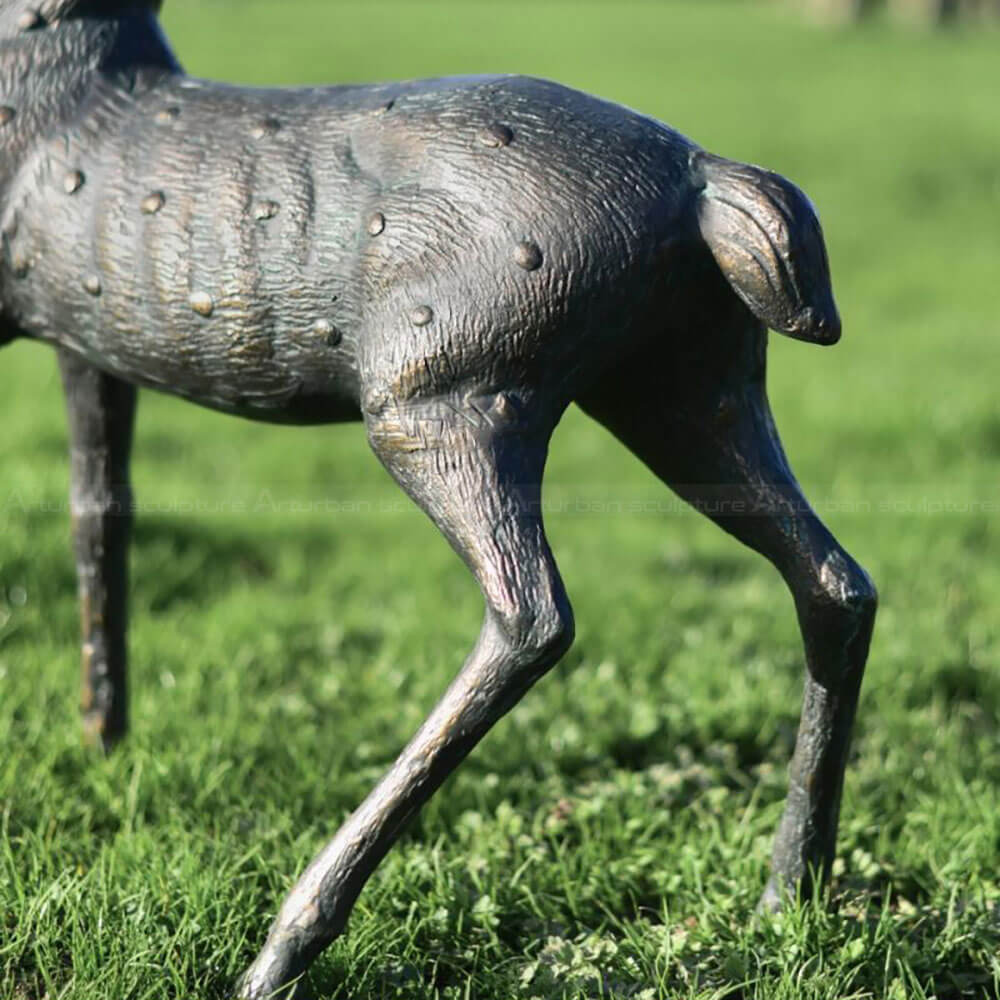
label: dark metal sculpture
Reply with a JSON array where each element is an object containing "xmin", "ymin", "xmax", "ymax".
[{"xmin": 0, "ymin": 2, "xmax": 878, "ymax": 996}]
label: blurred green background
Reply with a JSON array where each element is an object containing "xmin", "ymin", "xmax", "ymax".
[{"xmin": 2, "ymin": 2, "xmax": 999, "ymax": 998}]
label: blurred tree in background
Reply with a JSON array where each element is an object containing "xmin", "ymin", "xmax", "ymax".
[{"xmin": 804, "ymin": 0, "xmax": 1000, "ymax": 23}]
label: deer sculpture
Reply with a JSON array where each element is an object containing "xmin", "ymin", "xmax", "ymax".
[{"xmin": 0, "ymin": 1, "xmax": 878, "ymax": 996}]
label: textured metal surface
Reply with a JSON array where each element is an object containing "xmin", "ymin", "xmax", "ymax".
[
  {"xmin": 0, "ymin": 3, "xmax": 876, "ymax": 997},
  {"xmin": 57, "ymin": 347, "xmax": 137, "ymax": 751}
]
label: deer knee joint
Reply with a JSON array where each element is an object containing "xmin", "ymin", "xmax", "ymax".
[
  {"xmin": 799, "ymin": 550, "xmax": 877, "ymax": 688},
  {"xmin": 818, "ymin": 550, "xmax": 878, "ymax": 622},
  {"xmin": 493, "ymin": 599, "xmax": 575, "ymax": 674}
]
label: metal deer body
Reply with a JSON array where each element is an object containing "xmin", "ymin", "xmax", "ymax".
[{"xmin": 0, "ymin": 2, "xmax": 877, "ymax": 996}]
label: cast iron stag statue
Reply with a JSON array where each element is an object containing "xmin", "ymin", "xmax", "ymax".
[{"xmin": 0, "ymin": 1, "xmax": 878, "ymax": 996}]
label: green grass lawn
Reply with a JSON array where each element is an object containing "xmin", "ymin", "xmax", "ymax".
[{"xmin": 3, "ymin": 2, "xmax": 999, "ymax": 997}]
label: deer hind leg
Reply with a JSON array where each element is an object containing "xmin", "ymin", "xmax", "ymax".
[
  {"xmin": 578, "ymin": 321, "xmax": 876, "ymax": 908},
  {"xmin": 58, "ymin": 350, "xmax": 137, "ymax": 752},
  {"xmin": 240, "ymin": 389, "xmax": 573, "ymax": 999}
]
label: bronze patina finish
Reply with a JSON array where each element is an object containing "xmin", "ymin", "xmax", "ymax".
[{"xmin": 0, "ymin": 2, "xmax": 877, "ymax": 997}]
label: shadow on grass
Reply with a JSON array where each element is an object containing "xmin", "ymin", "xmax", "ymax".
[
  {"xmin": 132, "ymin": 518, "xmax": 275, "ymax": 612},
  {"xmin": 903, "ymin": 659, "xmax": 1000, "ymax": 724},
  {"xmin": 132, "ymin": 516, "xmax": 342, "ymax": 612},
  {"xmin": 978, "ymin": 415, "xmax": 1000, "ymax": 458}
]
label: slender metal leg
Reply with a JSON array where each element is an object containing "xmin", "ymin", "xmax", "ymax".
[
  {"xmin": 58, "ymin": 350, "xmax": 138, "ymax": 752},
  {"xmin": 579, "ymin": 328, "xmax": 877, "ymax": 907},
  {"xmin": 240, "ymin": 394, "xmax": 573, "ymax": 999}
]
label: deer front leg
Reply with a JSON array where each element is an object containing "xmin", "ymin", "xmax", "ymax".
[
  {"xmin": 239, "ymin": 391, "xmax": 572, "ymax": 999},
  {"xmin": 58, "ymin": 350, "xmax": 137, "ymax": 752}
]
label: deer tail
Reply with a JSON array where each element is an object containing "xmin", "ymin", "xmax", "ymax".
[{"xmin": 691, "ymin": 150, "xmax": 841, "ymax": 345}]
